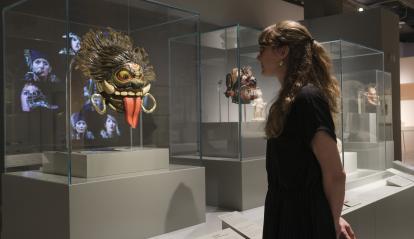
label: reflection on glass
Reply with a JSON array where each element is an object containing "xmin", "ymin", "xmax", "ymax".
[
  {"xmin": 20, "ymin": 83, "xmax": 58, "ymax": 111},
  {"xmin": 24, "ymin": 49, "xmax": 59, "ymax": 83},
  {"xmin": 71, "ymin": 112, "xmax": 94, "ymax": 140},
  {"xmin": 100, "ymin": 114, "xmax": 121, "ymax": 139},
  {"xmin": 59, "ymin": 32, "xmax": 81, "ymax": 55},
  {"xmin": 21, "ymin": 49, "xmax": 59, "ymax": 112}
]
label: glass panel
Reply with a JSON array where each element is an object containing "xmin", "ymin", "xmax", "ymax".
[
  {"xmin": 238, "ymin": 26, "xmax": 278, "ymax": 160},
  {"xmin": 200, "ymin": 25, "xmax": 279, "ymax": 161},
  {"xmin": 3, "ymin": 0, "xmax": 199, "ymax": 184},
  {"xmin": 201, "ymin": 25, "xmax": 241, "ymax": 160},
  {"xmin": 3, "ymin": 0, "xmax": 70, "ymax": 183},
  {"xmin": 130, "ymin": 5, "xmax": 198, "ymax": 150},
  {"xmin": 380, "ymin": 71, "xmax": 393, "ymax": 163},
  {"xmin": 67, "ymin": 0, "xmax": 131, "ymax": 152},
  {"xmin": 169, "ymin": 33, "xmax": 200, "ymax": 161},
  {"xmin": 323, "ymin": 40, "xmax": 389, "ymax": 182}
]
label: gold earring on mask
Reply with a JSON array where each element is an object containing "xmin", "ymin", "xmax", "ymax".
[
  {"xmin": 91, "ymin": 93, "xmax": 107, "ymax": 115},
  {"xmin": 279, "ymin": 61, "xmax": 284, "ymax": 67}
]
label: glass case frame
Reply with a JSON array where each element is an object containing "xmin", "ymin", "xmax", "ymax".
[
  {"xmin": 200, "ymin": 30, "xmax": 394, "ymax": 181},
  {"xmin": 200, "ymin": 24, "xmax": 278, "ymax": 162},
  {"xmin": 2, "ymin": 0, "xmax": 200, "ymax": 184},
  {"xmin": 322, "ymin": 40, "xmax": 393, "ymax": 182}
]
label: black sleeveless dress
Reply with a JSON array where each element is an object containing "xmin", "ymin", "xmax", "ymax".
[{"xmin": 262, "ymin": 84, "xmax": 337, "ymax": 239}]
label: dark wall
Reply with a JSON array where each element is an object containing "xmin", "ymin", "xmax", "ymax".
[{"xmin": 0, "ymin": 0, "xmax": 21, "ymax": 233}]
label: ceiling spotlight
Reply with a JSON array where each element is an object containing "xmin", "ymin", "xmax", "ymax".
[{"xmin": 358, "ymin": 7, "xmax": 364, "ymax": 12}]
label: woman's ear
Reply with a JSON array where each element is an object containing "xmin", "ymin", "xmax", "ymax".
[{"xmin": 278, "ymin": 45, "xmax": 289, "ymax": 60}]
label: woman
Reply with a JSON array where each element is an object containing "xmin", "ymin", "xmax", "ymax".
[
  {"xmin": 257, "ymin": 21, "xmax": 356, "ymax": 239},
  {"xmin": 70, "ymin": 112, "xmax": 95, "ymax": 140},
  {"xmin": 100, "ymin": 114, "xmax": 121, "ymax": 139}
]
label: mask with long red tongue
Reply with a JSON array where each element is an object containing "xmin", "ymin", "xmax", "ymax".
[{"xmin": 123, "ymin": 97, "xmax": 142, "ymax": 128}]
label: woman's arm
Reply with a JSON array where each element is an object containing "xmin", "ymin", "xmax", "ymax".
[{"xmin": 311, "ymin": 131, "xmax": 355, "ymax": 239}]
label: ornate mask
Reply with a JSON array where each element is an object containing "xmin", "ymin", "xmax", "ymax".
[
  {"xmin": 224, "ymin": 66, "xmax": 258, "ymax": 104},
  {"xmin": 75, "ymin": 28, "xmax": 156, "ymax": 128}
]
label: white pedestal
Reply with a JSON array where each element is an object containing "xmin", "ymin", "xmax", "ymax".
[{"xmin": 342, "ymin": 152, "xmax": 358, "ymax": 174}]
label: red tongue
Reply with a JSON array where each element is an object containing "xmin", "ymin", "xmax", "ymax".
[{"xmin": 123, "ymin": 97, "xmax": 142, "ymax": 128}]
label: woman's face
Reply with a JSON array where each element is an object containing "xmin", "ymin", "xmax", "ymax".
[
  {"xmin": 75, "ymin": 120, "xmax": 87, "ymax": 133},
  {"xmin": 71, "ymin": 36, "xmax": 81, "ymax": 52},
  {"xmin": 92, "ymin": 95, "xmax": 103, "ymax": 107},
  {"xmin": 105, "ymin": 118, "xmax": 117, "ymax": 133},
  {"xmin": 257, "ymin": 45, "xmax": 288, "ymax": 80},
  {"xmin": 32, "ymin": 58, "xmax": 51, "ymax": 77}
]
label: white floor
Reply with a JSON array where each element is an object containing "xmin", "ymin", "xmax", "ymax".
[{"xmin": 148, "ymin": 206, "xmax": 265, "ymax": 239}]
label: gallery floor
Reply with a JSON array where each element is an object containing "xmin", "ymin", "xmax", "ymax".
[{"xmin": 149, "ymin": 206, "xmax": 265, "ymax": 239}]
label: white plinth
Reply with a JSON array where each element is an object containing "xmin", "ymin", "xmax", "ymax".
[{"xmin": 342, "ymin": 152, "xmax": 358, "ymax": 174}]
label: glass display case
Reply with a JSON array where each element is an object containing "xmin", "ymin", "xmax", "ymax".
[
  {"xmin": 201, "ymin": 25, "xmax": 279, "ymax": 161},
  {"xmin": 3, "ymin": 0, "xmax": 200, "ymax": 183},
  {"xmin": 200, "ymin": 34, "xmax": 393, "ymax": 178},
  {"xmin": 322, "ymin": 40, "xmax": 393, "ymax": 181}
]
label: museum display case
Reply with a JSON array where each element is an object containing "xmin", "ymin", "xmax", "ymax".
[
  {"xmin": 200, "ymin": 32, "xmax": 393, "ymax": 171},
  {"xmin": 199, "ymin": 27, "xmax": 395, "ymax": 210},
  {"xmin": 201, "ymin": 25, "xmax": 278, "ymax": 161},
  {"xmin": 2, "ymin": 1, "xmax": 205, "ymax": 239},
  {"xmin": 3, "ymin": 0, "xmax": 201, "ymax": 181},
  {"xmin": 199, "ymin": 35, "xmax": 394, "ymax": 211},
  {"xmin": 322, "ymin": 40, "xmax": 393, "ymax": 181},
  {"xmin": 199, "ymin": 25, "xmax": 274, "ymax": 210},
  {"xmin": 169, "ymin": 32, "xmax": 201, "ymax": 160}
]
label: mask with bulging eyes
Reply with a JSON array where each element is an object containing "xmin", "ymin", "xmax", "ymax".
[
  {"xmin": 224, "ymin": 66, "xmax": 258, "ymax": 104},
  {"xmin": 75, "ymin": 28, "xmax": 156, "ymax": 128},
  {"xmin": 20, "ymin": 83, "xmax": 58, "ymax": 112}
]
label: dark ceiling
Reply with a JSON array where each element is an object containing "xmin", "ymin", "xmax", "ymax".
[
  {"xmin": 284, "ymin": 0, "xmax": 414, "ymax": 42},
  {"xmin": 349, "ymin": 0, "xmax": 414, "ymax": 42}
]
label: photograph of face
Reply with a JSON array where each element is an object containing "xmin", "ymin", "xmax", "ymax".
[
  {"xmin": 59, "ymin": 32, "xmax": 81, "ymax": 55},
  {"xmin": 71, "ymin": 112, "xmax": 95, "ymax": 140},
  {"xmin": 106, "ymin": 117, "xmax": 116, "ymax": 134},
  {"xmin": 24, "ymin": 49, "xmax": 58, "ymax": 83},
  {"xmin": 82, "ymin": 79, "xmax": 104, "ymax": 112},
  {"xmin": 71, "ymin": 35, "xmax": 81, "ymax": 53},
  {"xmin": 20, "ymin": 83, "xmax": 58, "ymax": 112},
  {"xmin": 75, "ymin": 120, "xmax": 87, "ymax": 134},
  {"xmin": 32, "ymin": 58, "xmax": 51, "ymax": 78},
  {"xmin": 100, "ymin": 114, "xmax": 121, "ymax": 139}
]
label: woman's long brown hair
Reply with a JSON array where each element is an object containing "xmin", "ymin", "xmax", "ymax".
[{"xmin": 260, "ymin": 20, "xmax": 340, "ymax": 138}]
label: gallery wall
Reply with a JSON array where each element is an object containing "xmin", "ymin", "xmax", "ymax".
[{"xmin": 157, "ymin": 0, "xmax": 304, "ymax": 29}]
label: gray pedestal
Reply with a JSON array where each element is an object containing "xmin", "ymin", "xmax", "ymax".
[
  {"xmin": 204, "ymin": 157, "xmax": 267, "ymax": 211},
  {"xmin": 342, "ymin": 169, "xmax": 414, "ymax": 239},
  {"xmin": 202, "ymin": 122, "xmax": 266, "ymax": 158},
  {"xmin": 2, "ymin": 164, "xmax": 206, "ymax": 239},
  {"xmin": 42, "ymin": 147, "xmax": 169, "ymax": 178}
]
